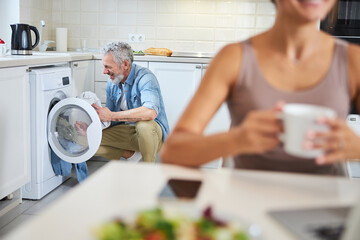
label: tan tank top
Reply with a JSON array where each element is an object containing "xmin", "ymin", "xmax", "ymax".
[{"xmin": 227, "ymin": 39, "xmax": 350, "ymax": 175}]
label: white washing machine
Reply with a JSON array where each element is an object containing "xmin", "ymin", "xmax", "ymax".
[{"xmin": 22, "ymin": 66, "xmax": 102, "ymax": 200}]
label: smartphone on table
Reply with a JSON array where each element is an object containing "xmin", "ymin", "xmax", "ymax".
[{"xmin": 158, "ymin": 178, "xmax": 202, "ymax": 201}]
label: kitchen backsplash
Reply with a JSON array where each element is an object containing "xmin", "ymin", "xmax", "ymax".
[{"xmin": 20, "ymin": 0, "xmax": 276, "ymax": 53}]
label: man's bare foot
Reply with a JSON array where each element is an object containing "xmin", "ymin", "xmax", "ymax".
[{"xmin": 122, "ymin": 150, "xmax": 135, "ymax": 159}]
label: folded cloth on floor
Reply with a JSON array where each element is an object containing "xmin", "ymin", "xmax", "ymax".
[
  {"xmin": 50, "ymin": 148, "xmax": 88, "ymax": 183},
  {"xmin": 77, "ymin": 91, "xmax": 111, "ymax": 129}
]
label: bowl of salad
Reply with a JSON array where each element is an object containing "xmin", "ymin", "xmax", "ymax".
[
  {"xmin": 133, "ymin": 50, "xmax": 144, "ymax": 56},
  {"xmin": 94, "ymin": 206, "xmax": 262, "ymax": 240}
]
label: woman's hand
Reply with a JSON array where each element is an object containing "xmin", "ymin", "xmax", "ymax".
[
  {"xmin": 233, "ymin": 102, "xmax": 283, "ymax": 155},
  {"xmin": 92, "ymin": 104, "xmax": 113, "ymax": 122},
  {"xmin": 304, "ymin": 117, "xmax": 360, "ymax": 165}
]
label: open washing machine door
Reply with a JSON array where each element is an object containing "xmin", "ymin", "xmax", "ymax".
[{"xmin": 48, "ymin": 98, "xmax": 102, "ymax": 163}]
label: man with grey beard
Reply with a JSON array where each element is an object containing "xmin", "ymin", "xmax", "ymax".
[{"xmin": 92, "ymin": 41, "xmax": 169, "ymax": 162}]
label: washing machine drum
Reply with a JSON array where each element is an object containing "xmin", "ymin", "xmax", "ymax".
[{"xmin": 48, "ymin": 98, "xmax": 102, "ymax": 163}]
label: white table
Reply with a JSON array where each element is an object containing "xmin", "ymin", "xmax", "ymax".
[{"xmin": 3, "ymin": 161, "xmax": 360, "ymax": 240}]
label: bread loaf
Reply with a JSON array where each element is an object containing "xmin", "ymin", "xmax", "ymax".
[{"xmin": 144, "ymin": 48, "xmax": 172, "ymax": 57}]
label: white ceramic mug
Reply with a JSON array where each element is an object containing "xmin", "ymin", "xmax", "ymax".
[
  {"xmin": 280, "ymin": 104, "xmax": 337, "ymax": 158},
  {"xmin": 0, "ymin": 44, "xmax": 7, "ymax": 57}
]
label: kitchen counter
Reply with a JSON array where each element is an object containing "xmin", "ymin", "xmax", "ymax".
[
  {"xmin": 3, "ymin": 161, "xmax": 360, "ymax": 240},
  {"xmin": 93, "ymin": 52, "xmax": 213, "ymax": 64},
  {"xmin": 0, "ymin": 52, "xmax": 93, "ymax": 68},
  {"xmin": 0, "ymin": 51, "xmax": 213, "ymax": 68}
]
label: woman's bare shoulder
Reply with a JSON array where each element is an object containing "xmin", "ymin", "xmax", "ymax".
[
  {"xmin": 214, "ymin": 42, "xmax": 243, "ymax": 62},
  {"xmin": 208, "ymin": 42, "xmax": 243, "ymax": 82}
]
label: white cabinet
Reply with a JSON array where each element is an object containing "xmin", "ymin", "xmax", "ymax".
[
  {"xmin": 71, "ymin": 60, "xmax": 94, "ymax": 97},
  {"xmin": 0, "ymin": 67, "xmax": 30, "ymax": 207},
  {"xmin": 94, "ymin": 60, "xmax": 108, "ymax": 105},
  {"xmin": 149, "ymin": 62, "xmax": 230, "ymax": 135},
  {"xmin": 94, "ymin": 60, "xmax": 148, "ymax": 105},
  {"xmin": 149, "ymin": 62, "xmax": 230, "ymax": 168},
  {"xmin": 149, "ymin": 62, "xmax": 202, "ymax": 130}
]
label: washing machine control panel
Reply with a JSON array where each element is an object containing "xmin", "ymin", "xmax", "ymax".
[
  {"xmin": 62, "ymin": 76, "xmax": 70, "ymax": 85},
  {"xmin": 35, "ymin": 67, "xmax": 72, "ymax": 91}
]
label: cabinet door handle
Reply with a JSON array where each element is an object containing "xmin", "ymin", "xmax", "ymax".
[
  {"xmin": 73, "ymin": 63, "xmax": 78, "ymax": 67},
  {"xmin": 196, "ymin": 65, "xmax": 201, "ymax": 69}
]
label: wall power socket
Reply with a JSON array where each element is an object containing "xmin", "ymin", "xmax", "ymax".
[{"xmin": 128, "ymin": 34, "xmax": 145, "ymax": 43}]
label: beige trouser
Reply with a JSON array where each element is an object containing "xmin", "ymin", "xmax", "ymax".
[{"xmin": 95, "ymin": 120, "xmax": 163, "ymax": 162}]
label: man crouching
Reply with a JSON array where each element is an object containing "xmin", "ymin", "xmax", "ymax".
[{"xmin": 93, "ymin": 41, "xmax": 169, "ymax": 162}]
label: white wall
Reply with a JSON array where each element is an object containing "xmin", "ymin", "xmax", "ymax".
[
  {"xmin": 19, "ymin": 0, "xmax": 53, "ymax": 49},
  {"xmin": 19, "ymin": 0, "xmax": 276, "ymax": 53},
  {"xmin": 0, "ymin": 0, "xmax": 20, "ymax": 48}
]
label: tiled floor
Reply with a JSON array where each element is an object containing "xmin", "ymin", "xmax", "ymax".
[{"xmin": 0, "ymin": 159, "xmax": 108, "ymax": 238}]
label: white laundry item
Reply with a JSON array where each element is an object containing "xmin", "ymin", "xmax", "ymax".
[
  {"xmin": 77, "ymin": 91, "xmax": 111, "ymax": 129},
  {"xmin": 125, "ymin": 151, "xmax": 142, "ymax": 162}
]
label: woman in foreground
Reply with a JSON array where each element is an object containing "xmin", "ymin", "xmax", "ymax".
[{"xmin": 161, "ymin": 0, "xmax": 360, "ymax": 175}]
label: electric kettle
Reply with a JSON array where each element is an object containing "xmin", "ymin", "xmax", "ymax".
[{"xmin": 10, "ymin": 23, "xmax": 40, "ymax": 55}]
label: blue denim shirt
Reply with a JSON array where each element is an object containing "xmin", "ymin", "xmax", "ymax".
[{"xmin": 106, "ymin": 63, "xmax": 169, "ymax": 141}]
